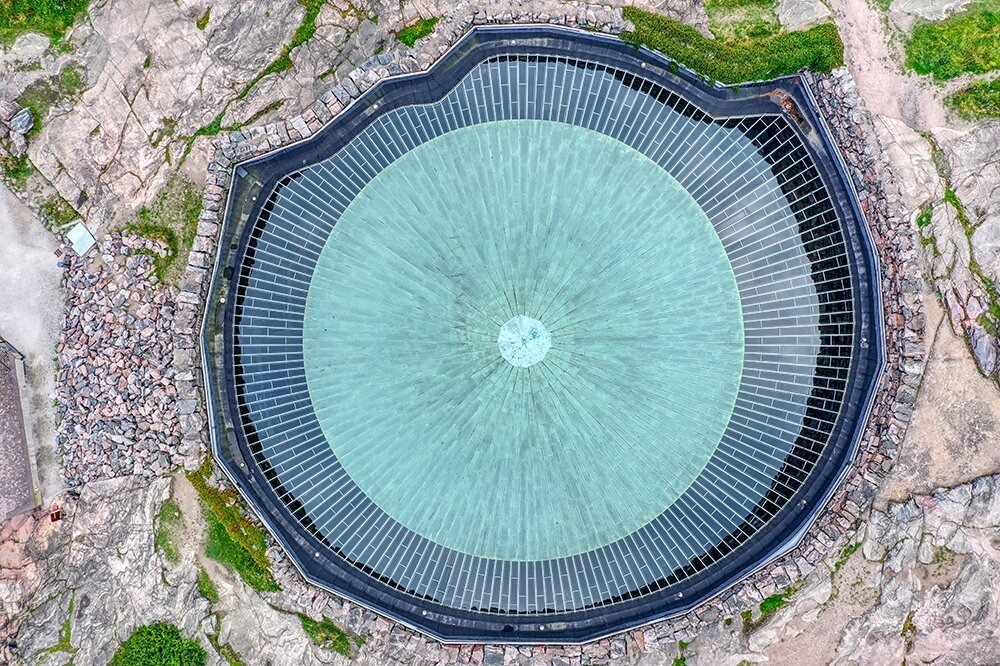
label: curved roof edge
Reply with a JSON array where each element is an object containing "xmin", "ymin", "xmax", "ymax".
[{"xmin": 198, "ymin": 25, "xmax": 886, "ymax": 644}]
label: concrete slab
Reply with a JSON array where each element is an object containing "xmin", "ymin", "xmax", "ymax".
[{"xmin": 0, "ymin": 342, "xmax": 36, "ymax": 520}]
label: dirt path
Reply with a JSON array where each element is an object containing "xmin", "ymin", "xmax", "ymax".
[
  {"xmin": 0, "ymin": 186, "xmax": 65, "ymax": 504},
  {"xmin": 827, "ymin": 0, "xmax": 948, "ymax": 129}
]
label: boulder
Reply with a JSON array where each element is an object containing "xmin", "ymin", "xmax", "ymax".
[{"xmin": 8, "ymin": 108, "xmax": 33, "ymax": 135}]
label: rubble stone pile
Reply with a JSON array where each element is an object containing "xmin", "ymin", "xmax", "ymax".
[{"xmin": 55, "ymin": 234, "xmax": 180, "ymax": 486}]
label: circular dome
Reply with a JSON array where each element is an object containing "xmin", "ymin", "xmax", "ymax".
[
  {"xmin": 211, "ymin": 28, "xmax": 881, "ymax": 644},
  {"xmin": 302, "ymin": 121, "xmax": 743, "ymax": 562}
]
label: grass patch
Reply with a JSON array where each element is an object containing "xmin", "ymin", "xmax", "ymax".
[
  {"xmin": 741, "ymin": 584, "xmax": 801, "ymax": 633},
  {"xmin": 704, "ymin": 0, "xmax": 779, "ymax": 40},
  {"xmin": 121, "ymin": 175, "xmax": 202, "ymax": 284},
  {"xmin": 905, "ymin": 4, "xmax": 1000, "ymax": 79},
  {"xmin": 155, "ymin": 498, "xmax": 184, "ymax": 564},
  {"xmin": 0, "ymin": 154, "xmax": 36, "ymax": 190},
  {"xmin": 397, "ymin": 17, "xmax": 439, "ymax": 46},
  {"xmin": 35, "ymin": 594, "xmax": 77, "ymax": 659},
  {"xmin": 0, "ymin": 0, "xmax": 90, "ymax": 45},
  {"xmin": 39, "ymin": 195, "xmax": 79, "ymax": 230},
  {"xmin": 196, "ymin": 7, "xmax": 211, "ymax": 30},
  {"xmin": 197, "ymin": 568, "xmax": 220, "ymax": 603},
  {"xmin": 947, "ymin": 77, "xmax": 1000, "ymax": 119},
  {"xmin": 14, "ymin": 64, "xmax": 87, "ymax": 136},
  {"xmin": 188, "ymin": 461, "xmax": 279, "ymax": 593},
  {"xmin": 915, "ymin": 207, "xmax": 933, "ymax": 228},
  {"xmin": 110, "ymin": 623, "xmax": 206, "ymax": 666},
  {"xmin": 299, "ymin": 614, "xmax": 359, "ymax": 656},
  {"xmin": 621, "ymin": 7, "xmax": 843, "ymax": 84}
]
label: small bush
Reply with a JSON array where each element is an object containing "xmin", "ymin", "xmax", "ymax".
[
  {"xmin": 947, "ymin": 77, "xmax": 1000, "ymax": 119},
  {"xmin": 110, "ymin": 624, "xmax": 206, "ymax": 666},
  {"xmin": 905, "ymin": 6, "xmax": 1000, "ymax": 79},
  {"xmin": 620, "ymin": 7, "xmax": 843, "ymax": 84},
  {"xmin": 397, "ymin": 17, "xmax": 439, "ymax": 47}
]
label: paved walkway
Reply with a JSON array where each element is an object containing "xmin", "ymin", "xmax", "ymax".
[
  {"xmin": 0, "ymin": 185, "xmax": 64, "ymax": 505},
  {"xmin": 0, "ymin": 344, "xmax": 34, "ymax": 521}
]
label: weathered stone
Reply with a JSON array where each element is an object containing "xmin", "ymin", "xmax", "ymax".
[{"xmin": 8, "ymin": 108, "xmax": 33, "ymax": 135}]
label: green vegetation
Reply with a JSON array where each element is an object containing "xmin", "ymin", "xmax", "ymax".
[
  {"xmin": 181, "ymin": 99, "xmax": 284, "ymax": 163},
  {"xmin": 921, "ymin": 135, "xmax": 1000, "ymax": 339},
  {"xmin": 704, "ymin": 0, "xmax": 779, "ymax": 41},
  {"xmin": 110, "ymin": 623, "xmax": 206, "ymax": 666},
  {"xmin": 741, "ymin": 584, "xmax": 801, "ymax": 633},
  {"xmin": 36, "ymin": 594, "xmax": 77, "ymax": 659},
  {"xmin": 197, "ymin": 568, "xmax": 220, "ymax": 603},
  {"xmin": 182, "ymin": 0, "xmax": 322, "ymax": 161},
  {"xmin": 188, "ymin": 461, "xmax": 279, "ymax": 592},
  {"xmin": 15, "ymin": 64, "xmax": 87, "ymax": 136},
  {"xmin": 620, "ymin": 7, "xmax": 843, "ymax": 84},
  {"xmin": 235, "ymin": 0, "xmax": 326, "ymax": 101},
  {"xmin": 155, "ymin": 498, "xmax": 184, "ymax": 563},
  {"xmin": 947, "ymin": 184, "xmax": 1000, "ymax": 336},
  {"xmin": 900, "ymin": 611, "xmax": 917, "ymax": 639},
  {"xmin": 0, "ymin": 155, "xmax": 36, "ymax": 190},
  {"xmin": 397, "ymin": 17, "xmax": 439, "ymax": 46},
  {"xmin": 931, "ymin": 545, "xmax": 956, "ymax": 565},
  {"xmin": 905, "ymin": 4, "xmax": 1000, "ymax": 79},
  {"xmin": 39, "ymin": 195, "xmax": 79, "ymax": 230},
  {"xmin": 832, "ymin": 541, "xmax": 862, "ymax": 576},
  {"xmin": 915, "ymin": 208, "xmax": 933, "ymax": 228},
  {"xmin": 214, "ymin": 640, "xmax": 247, "ymax": 666},
  {"xmin": 196, "ymin": 7, "xmax": 212, "ymax": 30},
  {"xmin": 121, "ymin": 175, "xmax": 202, "ymax": 284},
  {"xmin": 299, "ymin": 614, "xmax": 361, "ymax": 657},
  {"xmin": 205, "ymin": 613, "xmax": 247, "ymax": 665},
  {"xmin": 0, "ymin": 0, "xmax": 90, "ymax": 45},
  {"xmin": 672, "ymin": 639, "xmax": 690, "ymax": 666},
  {"xmin": 947, "ymin": 77, "xmax": 1000, "ymax": 119}
]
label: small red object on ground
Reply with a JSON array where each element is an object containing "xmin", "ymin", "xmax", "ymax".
[{"xmin": 49, "ymin": 504, "xmax": 62, "ymax": 522}]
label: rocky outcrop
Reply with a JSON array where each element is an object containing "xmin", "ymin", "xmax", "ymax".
[
  {"xmin": 889, "ymin": 0, "xmax": 974, "ymax": 32},
  {"xmin": 55, "ymin": 235, "xmax": 181, "ymax": 486},
  {"xmin": 0, "ymin": 477, "xmax": 211, "ymax": 665},
  {"xmin": 880, "ymin": 116, "xmax": 1000, "ymax": 385},
  {"xmin": 0, "ymin": 0, "xmax": 704, "ymax": 234},
  {"xmin": 0, "ymin": 102, "xmax": 31, "ymax": 159},
  {"xmin": 776, "ymin": 0, "xmax": 832, "ymax": 31},
  {"xmin": 838, "ymin": 476, "xmax": 1000, "ymax": 663}
]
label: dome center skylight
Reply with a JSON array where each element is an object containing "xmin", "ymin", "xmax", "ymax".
[{"xmin": 498, "ymin": 315, "xmax": 551, "ymax": 367}]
